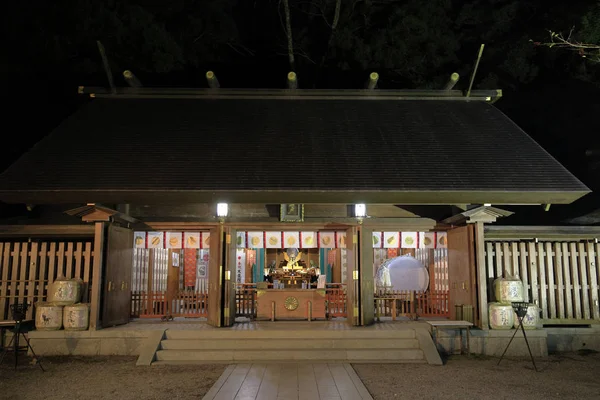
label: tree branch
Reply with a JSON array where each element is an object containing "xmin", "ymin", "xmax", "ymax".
[{"xmin": 533, "ymin": 28, "xmax": 600, "ymax": 63}]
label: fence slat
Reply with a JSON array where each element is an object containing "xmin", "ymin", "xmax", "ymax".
[
  {"xmin": 519, "ymin": 243, "xmax": 529, "ymax": 302},
  {"xmin": 545, "ymin": 242, "xmax": 556, "ymax": 319},
  {"xmin": 74, "ymin": 242, "xmax": 83, "ymax": 280},
  {"xmin": 570, "ymin": 243, "xmax": 582, "ymax": 319},
  {"xmin": 47, "ymin": 243, "xmax": 57, "ymax": 292},
  {"xmin": 494, "ymin": 242, "xmax": 503, "ymax": 278},
  {"xmin": 528, "ymin": 242, "xmax": 539, "ymax": 308},
  {"xmin": 37, "ymin": 243, "xmax": 48, "ymax": 306},
  {"xmin": 57, "ymin": 242, "xmax": 66, "ymax": 278},
  {"xmin": 83, "ymin": 242, "xmax": 92, "ymax": 303},
  {"xmin": 0, "ymin": 244, "xmax": 9, "ymax": 319},
  {"xmin": 578, "ymin": 243, "xmax": 590, "ymax": 320},
  {"xmin": 562, "ymin": 243, "xmax": 573, "ymax": 319},
  {"xmin": 536, "ymin": 243, "xmax": 548, "ymax": 319},
  {"xmin": 586, "ymin": 242, "xmax": 599, "ymax": 320},
  {"xmin": 65, "ymin": 242, "xmax": 74, "ymax": 279},
  {"xmin": 9, "ymin": 243, "xmax": 21, "ymax": 312},
  {"xmin": 502, "ymin": 242, "xmax": 511, "ymax": 276},
  {"xmin": 554, "ymin": 243, "xmax": 565, "ymax": 319},
  {"xmin": 511, "ymin": 242, "xmax": 519, "ymax": 278},
  {"xmin": 27, "ymin": 242, "xmax": 39, "ymax": 319}
]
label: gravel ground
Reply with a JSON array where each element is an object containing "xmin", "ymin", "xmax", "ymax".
[
  {"xmin": 1, "ymin": 353, "xmax": 599, "ymax": 400},
  {"xmin": 0, "ymin": 356, "xmax": 225, "ymax": 400},
  {"xmin": 354, "ymin": 351, "xmax": 600, "ymax": 400}
]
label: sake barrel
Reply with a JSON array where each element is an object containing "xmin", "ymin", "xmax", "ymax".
[
  {"xmin": 35, "ymin": 302, "xmax": 63, "ymax": 330},
  {"xmin": 489, "ymin": 302, "xmax": 515, "ymax": 329},
  {"xmin": 48, "ymin": 277, "xmax": 83, "ymax": 305},
  {"xmin": 493, "ymin": 277, "xmax": 524, "ymax": 304},
  {"xmin": 63, "ymin": 303, "xmax": 90, "ymax": 331},
  {"xmin": 513, "ymin": 303, "xmax": 539, "ymax": 330}
]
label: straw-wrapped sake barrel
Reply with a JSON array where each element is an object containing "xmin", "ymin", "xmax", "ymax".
[
  {"xmin": 493, "ymin": 277, "xmax": 524, "ymax": 304},
  {"xmin": 35, "ymin": 302, "xmax": 63, "ymax": 330},
  {"xmin": 63, "ymin": 303, "xmax": 90, "ymax": 331},
  {"xmin": 489, "ymin": 302, "xmax": 515, "ymax": 329},
  {"xmin": 48, "ymin": 277, "xmax": 83, "ymax": 305},
  {"xmin": 513, "ymin": 303, "xmax": 539, "ymax": 330}
]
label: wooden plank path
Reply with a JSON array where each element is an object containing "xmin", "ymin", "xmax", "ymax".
[{"xmin": 203, "ymin": 363, "xmax": 373, "ymax": 400}]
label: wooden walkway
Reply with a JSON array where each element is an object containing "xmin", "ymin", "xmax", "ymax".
[{"xmin": 203, "ymin": 363, "xmax": 373, "ymax": 400}]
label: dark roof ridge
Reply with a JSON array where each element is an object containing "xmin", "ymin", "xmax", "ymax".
[{"xmin": 78, "ymin": 86, "xmax": 502, "ymax": 102}]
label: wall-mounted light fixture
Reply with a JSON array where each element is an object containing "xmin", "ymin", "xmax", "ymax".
[
  {"xmin": 355, "ymin": 203, "xmax": 366, "ymax": 224},
  {"xmin": 217, "ymin": 203, "xmax": 228, "ymax": 223}
]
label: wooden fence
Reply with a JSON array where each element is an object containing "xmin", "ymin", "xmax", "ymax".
[
  {"xmin": 374, "ymin": 290, "xmax": 450, "ymax": 320},
  {"xmin": 0, "ymin": 240, "xmax": 95, "ymax": 320},
  {"xmin": 485, "ymin": 241, "xmax": 600, "ymax": 323}
]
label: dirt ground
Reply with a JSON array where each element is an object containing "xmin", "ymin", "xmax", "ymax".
[
  {"xmin": 354, "ymin": 351, "xmax": 600, "ymax": 400},
  {"xmin": 0, "ymin": 356, "xmax": 226, "ymax": 400},
  {"xmin": 1, "ymin": 352, "xmax": 599, "ymax": 400}
]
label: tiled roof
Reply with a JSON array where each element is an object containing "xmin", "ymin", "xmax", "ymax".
[{"xmin": 0, "ymin": 93, "xmax": 590, "ymax": 204}]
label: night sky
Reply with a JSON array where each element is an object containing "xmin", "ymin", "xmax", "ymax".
[{"xmin": 1, "ymin": 0, "xmax": 599, "ymax": 220}]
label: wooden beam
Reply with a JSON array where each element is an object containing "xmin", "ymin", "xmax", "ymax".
[
  {"xmin": 123, "ymin": 70, "xmax": 142, "ymax": 87},
  {"xmin": 89, "ymin": 222, "xmax": 106, "ymax": 330},
  {"xmin": 206, "ymin": 71, "xmax": 220, "ymax": 89},
  {"xmin": 366, "ymin": 72, "xmax": 379, "ymax": 90},
  {"xmin": 0, "ymin": 225, "xmax": 94, "ymax": 237},
  {"xmin": 287, "ymin": 72, "xmax": 297, "ymax": 89},
  {"xmin": 474, "ymin": 221, "xmax": 489, "ymax": 329},
  {"xmin": 443, "ymin": 72, "xmax": 460, "ymax": 91},
  {"xmin": 96, "ymin": 41, "xmax": 116, "ymax": 94}
]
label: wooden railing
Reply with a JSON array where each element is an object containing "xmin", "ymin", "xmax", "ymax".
[
  {"xmin": 374, "ymin": 290, "xmax": 450, "ymax": 320},
  {"xmin": 236, "ymin": 283, "xmax": 257, "ymax": 318},
  {"xmin": 131, "ymin": 289, "xmax": 208, "ymax": 318},
  {"xmin": 325, "ymin": 284, "xmax": 347, "ymax": 318},
  {"xmin": 0, "ymin": 240, "xmax": 95, "ymax": 320}
]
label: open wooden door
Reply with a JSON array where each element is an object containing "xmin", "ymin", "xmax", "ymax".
[
  {"xmin": 447, "ymin": 225, "xmax": 477, "ymax": 322},
  {"xmin": 102, "ymin": 224, "xmax": 133, "ymax": 327},
  {"xmin": 206, "ymin": 226, "xmax": 237, "ymax": 327},
  {"xmin": 223, "ymin": 228, "xmax": 237, "ymax": 326}
]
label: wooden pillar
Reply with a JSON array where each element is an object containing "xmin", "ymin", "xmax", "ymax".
[
  {"xmin": 89, "ymin": 222, "xmax": 105, "ymax": 330},
  {"xmin": 223, "ymin": 227, "xmax": 237, "ymax": 326},
  {"xmin": 207, "ymin": 226, "xmax": 224, "ymax": 327},
  {"xmin": 346, "ymin": 227, "xmax": 359, "ymax": 326},
  {"xmin": 166, "ymin": 250, "xmax": 179, "ymax": 315},
  {"xmin": 359, "ymin": 226, "xmax": 375, "ymax": 326},
  {"xmin": 474, "ymin": 221, "xmax": 489, "ymax": 329}
]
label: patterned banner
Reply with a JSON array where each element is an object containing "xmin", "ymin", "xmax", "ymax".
[
  {"xmin": 248, "ymin": 231, "xmax": 264, "ymax": 248},
  {"xmin": 147, "ymin": 232, "xmax": 164, "ymax": 249},
  {"xmin": 320, "ymin": 231, "xmax": 335, "ymax": 248},
  {"xmin": 420, "ymin": 232, "xmax": 436, "ymax": 249},
  {"xmin": 383, "ymin": 232, "xmax": 400, "ymax": 248},
  {"xmin": 372, "ymin": 232, "xmax": 383, "ymax": 249},
  {"xmin": 283, "ymin": 232, "xmax": 300, "ymax": 248},
  {"xmin": 166, "ymin": 232, "xmax": 183, "ymax": 249},
  {"xmin": 133, "ymin": 232, "xmax": 146, "ymax": 249},
  {"xmin": 401, "ymin": 232, "xmax": 418, "ymax": 249},
  {"xmin": 337, "ymin": 232, "xmax": 347, "ymax": 248},
  {"xmin": 265, "ymin": 231, "xmax": 281, "ymax": 248},
  {"xmin": 201, "ymin": 232, "xmax": 211, "ymax": 249},
  {"xmin": 301, "ymin": 232, "xmax": 317, "ymax": 248},
  {"xmin": 437, "ymin": 231, "xmax": 448, "ymax": 248},
  {"xmin": 184, "ymin": 232, "xmax": 200, "ymax": 249},
  {"xmin": 236, "ymin": 232, "xmax": 246, "ymax": 248}
]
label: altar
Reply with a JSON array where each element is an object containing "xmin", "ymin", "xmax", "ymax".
[{"xmin": 256, "ymin": 289, "xmax": 327, "ymax": 320}]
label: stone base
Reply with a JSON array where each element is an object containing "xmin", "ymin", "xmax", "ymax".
[
  {"xmin": 433, "ymin": 328, "xmax": 548, "ymax": 357},
  {"xmin": 546, "ymin": 326, "xmax": 600, "ymax": 353},
  {"xmin": 26, "ymin": 330, "xmax": 149, "ymax": 356}
]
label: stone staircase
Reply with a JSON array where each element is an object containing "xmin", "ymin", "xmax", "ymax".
[{"xmin": 141, "ymin": 326, "xmax": 442, "ymax": 365}]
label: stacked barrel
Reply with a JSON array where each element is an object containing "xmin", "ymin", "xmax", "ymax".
[
  {"xmin": 35, "ymin": 278, "xmax": 90, "ymax": 331},
  {"xmin": 489, "ymin": 277, "xmax": 539, "ymax": 330}
]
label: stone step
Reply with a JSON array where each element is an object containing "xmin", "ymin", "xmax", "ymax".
[
  {"xmin": 160, "ymin": 338, "xmax": 420, "ymax": 350},
  {"xmin": 154, "ymin": 348, "xmax": 425, "ymax": 362},
  {"xmin": 164, "ymin": 328, "xmax": 416, "ymax": 340},
  {"xmin": 152, "ymin": 359, "xmax": 426, "ymax": 365}
]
